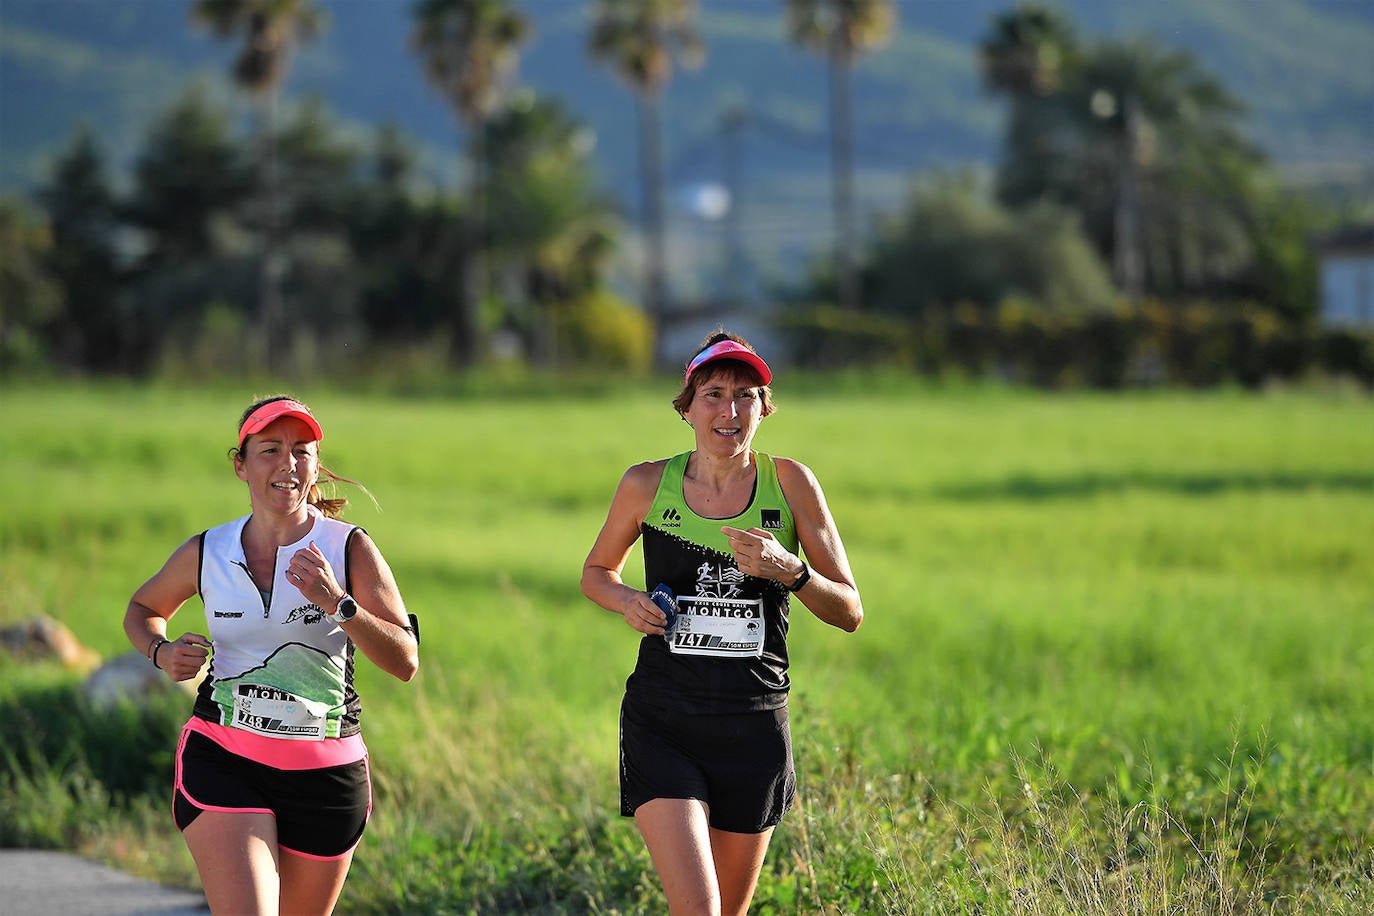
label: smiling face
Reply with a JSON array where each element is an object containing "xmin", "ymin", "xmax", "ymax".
[
  {"xmin": 683, "ymin": 366, "xmax": 766, "ymax": 457},
  {"xmin": 234, "ymin": 416, "xmax": 321, "ymax": 517}
]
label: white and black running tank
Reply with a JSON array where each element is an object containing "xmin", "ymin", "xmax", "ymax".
[{"xmin": 191, "ymin": 505, "xmax": 364, "ymax": 739}]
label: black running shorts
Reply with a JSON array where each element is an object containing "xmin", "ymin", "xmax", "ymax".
[
  {"xmin": 619, "ymin": 694, "xmax": 795, "ymax": 834},
  {"xmin": 174, "ymin": 730, "xmax": 371, "ymax": 859}
]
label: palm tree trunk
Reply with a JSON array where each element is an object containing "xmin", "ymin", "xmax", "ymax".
[
  {"xmin": 829, "ymin": 35, "xmax": 858, "ymax": 312},
  {"xmin": 639, "ymin": 93, "xmax": 668, "ymax": 364},
  {"xmin": 256, "ymin": 92, "xmax": 286, "ymax": 369},
  {"xmin": 454, "ymin": 121, "xmax": 486, "ymax": 369}
]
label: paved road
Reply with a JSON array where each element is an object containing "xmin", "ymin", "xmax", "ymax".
[{"xmin": 0, "ymin": 849, "xmax": 207, "ymax": 915}]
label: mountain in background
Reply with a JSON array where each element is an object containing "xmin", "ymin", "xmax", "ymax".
[{"xmin": 3, "ymin": 0, "xmax": 1372, "ymax": 294}]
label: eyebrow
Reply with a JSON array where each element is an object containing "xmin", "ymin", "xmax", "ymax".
[{"xmin": 254, "ymin": 437, "xmax": 317, "ymax": 447}]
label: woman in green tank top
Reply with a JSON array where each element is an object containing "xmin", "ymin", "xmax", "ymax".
[{"xmin": 581, "ymin": 330, "xmax": 864, "ymax": 915}]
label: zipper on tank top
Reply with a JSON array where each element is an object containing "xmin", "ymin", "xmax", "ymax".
[{"xmin": 231, "ymin": 559, "xmax": 271, "ymax": 618}]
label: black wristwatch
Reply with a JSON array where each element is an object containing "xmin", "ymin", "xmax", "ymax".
[
  {"xmin": 328, "ymin": 594, "xmax": 359, "ymax": 624},
  {"xmin": 787, "ymin": 561, "xmax": 811, "ymax": 593}
]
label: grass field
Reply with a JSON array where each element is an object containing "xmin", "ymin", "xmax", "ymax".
[{"xmin": 2, "ymin": 380, "xmax": 1373, "ymax": 913}]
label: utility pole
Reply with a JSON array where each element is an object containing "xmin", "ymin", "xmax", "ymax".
[
  {"xmin": 721, "ymin": 106, "xmax": 748, "ymax": 304},
  {"xmin": 1114, "ymin": 92, "xmax": 1144, "ymax": 301},
  {"xmin": 829, "ymin": 29, "xmax": 858, "ymax": 311}
]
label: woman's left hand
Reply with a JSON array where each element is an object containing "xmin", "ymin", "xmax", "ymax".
[
  {"xmin": 721, "ymin": 525, "xmax": 802, "ymax": 584},
  {"xmin": 286, "ymin": 541, "xmax": 345, "ymax": 611}
]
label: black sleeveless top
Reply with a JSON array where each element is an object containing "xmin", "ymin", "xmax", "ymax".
[{"xmin": 627, "ymin": 451, "xmax": 798, "ymax": 714}]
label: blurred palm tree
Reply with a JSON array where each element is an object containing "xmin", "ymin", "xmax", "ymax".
[
  {"xmin": 485, "ymin": 92, "xmax": 617, "ymax": 364},
  {"xmin": 589, "ymin": 0, "xmax": 703, "ymax": 364},
  {"xmin": 978, "ymin": 2, "xmax": 1076, "ymax": 96},
  {"xmin": 981, "ymin": 6, "xmax": 1259, "ymax": 301},
  {"xmin": 190, "ymin": 0, "xmax": 325, "ymax": 366},
  {"xmin": 978, "ymin": 4, "xmax": 1084, "ymax": 266},
  {"xmin": 412, "ymin": 0, "xmax": 531, "ymax": 368},
  {"xmin": 1069, "ymin": 40, "xmax": 1258, "ymax": 301},
  {"xmin": 785, "ymin": 0, "xmax": 896, "ymax": 312}
]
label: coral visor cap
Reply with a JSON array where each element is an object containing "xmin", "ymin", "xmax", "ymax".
[
  {"xmin": 685, "ymin": 340, "xmax": 772, "ymax": 385},
  {"xmin": 237, "ymin": 400, "xmax": 323, "ymax": 449}
]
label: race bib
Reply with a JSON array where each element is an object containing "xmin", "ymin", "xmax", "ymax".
[
  {"xmin": 666, "ymin": 595, "xmax": 765, "ymax": 658},
  {"xmin": 230, "ymin": 683, "xmax": 330, "ymax": 740}
]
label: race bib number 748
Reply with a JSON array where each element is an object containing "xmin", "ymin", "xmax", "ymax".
[{"xmin": 231, "ymin": 683, "xmax": 329, "ymax": 740}]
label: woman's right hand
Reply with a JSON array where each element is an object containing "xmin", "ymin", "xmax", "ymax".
[
  {"xmin": 159, "ymin": 632, "xmax": 211, "ymax": 682},
  {"xmin": 622, "ymin": 590, "xmax": 669, "ymax": 636}
]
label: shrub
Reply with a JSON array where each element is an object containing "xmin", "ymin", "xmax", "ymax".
[
  {"xmin": 865, "ymin": 298, "xmax": 1351, "ymax": 390},
  {"xmin": 1319, "ymin": 328, "xmax": 1374, "ymax": 385},
  {"xmin": 775, "ymin": 304, "xmax": 916, "ymax": 370},
  {"xmin": 549, "ymin": 287, "xmax": 652, "ymax": 372},
  {"xmin": 0, "ymin": 673, "xmax": 186, "ymax": 801}
]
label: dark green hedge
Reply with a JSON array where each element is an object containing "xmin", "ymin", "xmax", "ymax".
[{"xmin": 778, "ymin": 302, "xmax": 1373, "ymax": 389}]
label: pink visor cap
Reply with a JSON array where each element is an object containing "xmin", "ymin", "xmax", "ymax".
[
  {"xmin": 684, "ymin": 340, "xmax": 772, "ymax": 385},
  {"xmin": 237, "ymin": 399, "xmax": 324, "ymax": 449}
]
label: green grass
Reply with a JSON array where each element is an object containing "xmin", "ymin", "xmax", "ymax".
[{"xmin": 3, "ymin": 380, "xmax": 1373, "ymax": 913}]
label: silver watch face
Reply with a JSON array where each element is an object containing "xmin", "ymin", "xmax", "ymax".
[{"xmin": 335, "ymin": 596, "xmax": 358, "ymax": 621}]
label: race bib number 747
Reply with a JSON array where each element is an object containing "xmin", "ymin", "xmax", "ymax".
[{"xmin": 666, "ymin": 596, "xmax": 765, "ymax": 658}]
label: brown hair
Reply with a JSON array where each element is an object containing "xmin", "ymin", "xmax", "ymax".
[
  {"xmin": 671, "ymin": 329, "xmax": 776, "ymax": 417},
  {"xmin": 229, "ymin": 394, "xmax": 372, "ymax": 519}
]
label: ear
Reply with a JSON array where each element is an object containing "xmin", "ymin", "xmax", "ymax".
[{"xmin": 233, "ymin": 451, "xmax": 248, "ymax": 482}]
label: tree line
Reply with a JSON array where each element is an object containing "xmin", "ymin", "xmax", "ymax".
[
  {"xmin": 2, "ymin": 0, "xmax": 1367, "ymax": 386},
  {"xmin": 785, "ymin": 4, "xmax": 1370, "ymax": 386}
]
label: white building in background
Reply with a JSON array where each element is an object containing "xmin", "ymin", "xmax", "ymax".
[
  {"xmin": 1316, "ymin": 226, "xmax": 1374, "ymax": 328},
  {"xmin": 660, "ymin": 304, "xmax": 782, "ymax": 370}
]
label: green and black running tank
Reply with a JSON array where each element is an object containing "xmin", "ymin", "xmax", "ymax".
[{"xmin": 629, "ymin": 451, "xmax": 798, "ymax": 714}]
